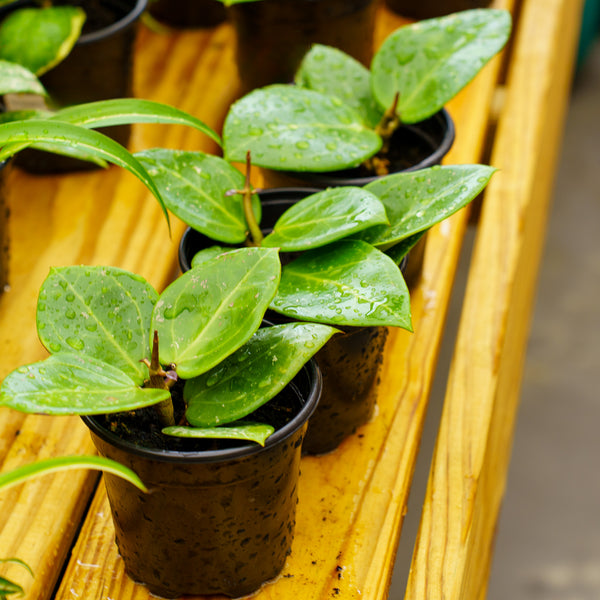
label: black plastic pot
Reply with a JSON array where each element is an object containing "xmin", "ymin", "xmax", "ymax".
[
  {"xmin": 82, "ymin": 359, "xmax": 321, "ymax": 598},
  {"xmin": 179, "ymin": 189, "xmax": 405, "ymax": 455},
  {"xmin": 229, "ymin": 0, "xmax": 378, "ymax": 94},
  {"xmin": 10, "ymin": 0, "xmax": 147, "ymax": 173},
  {"xmin": 147, "ymin": 0, "xmax": 226, "ymax": 29},
  {"xmin": 384, "ymin": 0, "xmax": 492, "ymax": 19},
  {"xmin": 261, "ymin": 108, "xmax": 455, "ymax": 189}
]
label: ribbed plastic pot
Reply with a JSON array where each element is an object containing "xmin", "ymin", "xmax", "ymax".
[
  {"xmin": 383, "ymin": 0, "xmax": 492, "ymax": 19},
  {"xmin": 179, "ymin": 188, "xmax": 405, "ymax": 456},
  {"xmin": 229, "ymin": 0, "xmax": 378, "ymax": 94},
  {"xmin": 148, "ymin": 0, "xmax": 226, "ymax": 29},
  {"xmin": 261, "ymin": 109, "xmax": 455, "ymax": 189},
  {"xmin": 82, "ymin": 359, "xmax": 321, "ymax": 598},
  {"xmin": 12, "ymin": 0, "xmax": 147, "ymax": 173}
]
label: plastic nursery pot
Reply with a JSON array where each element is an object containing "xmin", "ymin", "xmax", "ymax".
[
  {"xmin": 179, "ymin": 189, "xmax": 405, "ymax": 456},
  {"xmin": 12, "ymin": 0, "xmax": 147, "ymax": 174},
  {"xmin": 383, "ymin": 0, "xmax": 492, "ymax": 19},
  {"xmin": 147, "ymin": 0, "xmax": 226, "ymax": 29},
  {"xmin": 229, "ymin": 0, "xmax": 378, "ymax": 94},
  {"xmin": 82, "ymin": 359, "xmax": 321, "ymax": 598},
  {"xmin": 262, "ymin": 108, "xmax": 455, "ymax": 190}
]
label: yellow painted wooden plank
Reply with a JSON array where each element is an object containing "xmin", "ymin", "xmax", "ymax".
[{"xmin": 405, "ymin": 1, "xmax": 584, "ymax": 599}]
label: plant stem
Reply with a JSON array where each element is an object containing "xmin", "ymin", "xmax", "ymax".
[
  {"xmin": 241, "ymin": 151, "xmax": 263, "ymax": 246},
  {"xmin": 142, "ymin": 330, "xmax": 176, "ymax": 427},
  {"xmin": 365, "ymin": 92, "xmax": 401, "ymax": 176}
]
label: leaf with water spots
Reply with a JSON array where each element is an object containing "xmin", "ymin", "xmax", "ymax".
[
  {"xmin": 356, "ymin": 164, "xmax": 496, "ymax": 248},
  {"xmin": 262, "ymin": 186, "xmax": 389, "ymax": 251},
  {"xmin": 0, "ymin": 352, "xmax": 169, "ymax": 415},
  {"xmin": 271, "ymin": 240, "xmax": 412, "ymax": 328},
  {"xmin": 295, "ymin": 44, "xmax": 383, "ymax": 129},
  {"xmin": 153, "ymin": 247, "xmax": 281, "ymax": 378},
  {"xmin": 163, "ymin": 422, "xmax": 275, "ymax": 446},
  {"xmin": 36, "ymin": 265, "xmax": 158, "ymax": 384},
  {"xmin": 136, "ymin": 149, "xmax": 260, "ymax": 244},
  {"xmin": 191, "ymin": 246, "xmax": 234, "ymax": 268},
  {"xmin": 371, "ymin": 9, "xmax": 512, "ymax": 123},
  {"xmin": 0, "ymin": 6, "xmax": 84, "ymax": 75},
  {"xmin": 184, "ymin": 322, "xmax": 337, "ymax": 427},
  {"xmin": 223, "ymin": 85, "xmax": 381, "ymax": 171}
]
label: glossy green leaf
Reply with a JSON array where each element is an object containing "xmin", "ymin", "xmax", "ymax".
[
  {"xmin": 0, "ymin": 6, "xmax": 85, "ymax": 76},
  {"xmin": 184, "ymin": 322, "xmax": 337, "ymax": 427},
  {"xmin": 0, "ymin": 352, "xmax": 170, "ymax": 415},
  {"xmin": 36, "ymin": 265, "xmax": 158, "ymax": 383},
  {"xmin": 53, "ymin": 98, "xmax": 221, "ymax": 146},
  {"xmin": 153, "ymin": 247, "xmax": 281, "ymax": 378},
  {"xmin": 385, "ymin": 231, "xmax": 425, "ymax": 266},
  {"xmin": 136, "ymin": 149, "xmax": 260, "ymax": 243},
  {"xmin": 371, "ymin": 9, "xmax": 512, "ymax": 123},
  {"xmin": 262, "ymin": 186, "xmax": 389, "ymax": 251},
  {"xmin": 0, "ymin": 456, "xmax": 147, "ymax": 493},
  {"xmin": 357, "ymin": 164, "xmax": 496, "ymax": 247},
  {"xmin": 0, "ymin": 60, "xmax": 46, "ymax": 96},
  {"xmin": 271, "ymin": 240, "xmax": 412, "ymax": 328},
  {"xmin": 190, "ymin": 246, "xmax": 233, "ymax": 268},
  {"xmin": 0, "ymin": 576, "xmax": 23, "ymax": 597},
  {"xmin": 163, "ymin": 422, "xmax": 275, "ymax": 446},
  {"xmin": 223, "ymin": 85, "xmax": 381, "ymax": 171},
  {"xmin": 295, "ymin": 44, "xmax": 383, "ymax": 129},
  {"xmin": 0, "ymin": 120, "xmax": 169, "ymax": 227}
]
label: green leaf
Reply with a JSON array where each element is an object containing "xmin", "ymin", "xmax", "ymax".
[
  {"xmin": 0, "ymin": 352, "xmax": 170, "ymax": 415},
  {"xmin": 0, "ymin": 120, "xmax": 169, "ymax": 227},
  {"xmin": 271, "ymin": 239, "xmax": 412, "ymax": 328},
  {"xmin": 0, "ymin": 60, "xmax": 46, "ymax": 96},
  {"xmin": 184, "ymin": 322, "xmax": 337, "ymax": 427},
  {"xmin": 371, "ymin": 9, "xmax": 512, "ymax": 123},
  {"xmin": 163, "ymin": 422, "xmax": 275, "ymax": 446},
  {"xmin": 223, "ymin": 85, "xmax": 381, "ymax": 171},
  {"xmin": 358, "ymin": 164, "xmax": 496, "ymax": 247},
  {"xmin": 0, "ymin": 577, "xmax": 22, "ymax": 597},
  {"xmin": 262, "ymin": 186, "xmax": 389, "ymax": 251},
  {"xmin": 135, "ymin": 149, "xmax": 260, "ymax": 244},
  {"xmin": 0, "ymin": 456, "xmax": 147, "ymax": 493},
  {"xmin": 190, "ymin": 246, "xmax": 233, "ymax": 268},
  {"xmin": 295, "ymin": 44, "xmax": 383, "ymax": 129},
  {"xmin": 385, "ymin": 231, "xmax": 425, "ymax": 265},
  {"xmin": 36, "ymin": 265, "xmax": 158, "ymax": 383},
  {"xmin": 153, "ymin": 247, "xmax": 281, "ymax": 378},
  {"xmin": 0, "ymin": 6, "xmax": 85, "ymax": 76},
  {"xmin": 53, "ymin": 98, "xmax": 221, "ymax": 146}
]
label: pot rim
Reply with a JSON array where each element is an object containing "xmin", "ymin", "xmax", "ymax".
[
  {"xmin": 78, "ymin": 0, "xmax": 147, "ymax": 45},
  {"xmin": 276, "ymin": 108, "xmax": 455, "ymax": 187},
  {"xmin": 82, "ymin": 358, "xmax": 322, "ymax": 464}
]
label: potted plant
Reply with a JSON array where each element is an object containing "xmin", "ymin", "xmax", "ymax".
[
  {"xmin": 219, "ymin": 0, "xmax": 378, "ymax": 94},
  {"xmin": 134, "ymin": 148, "xmax": 495, "ymax": 452},
  {"xmin": 222, "ymin": 8, "xmax": 511, "ymax": 187},
  {"xmin": 0, "ymin": 0, "xmax": 148, "ymax": 172},
  {"xmin": 0, "ymin": 249, "xmax": 338, "ymax": 596},
  {"xmin": 0, "ymin": 455, "xmax": 145, "ymax": 599}
]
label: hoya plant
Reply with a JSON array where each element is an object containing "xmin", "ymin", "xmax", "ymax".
[
  {"xmin": 0, "ymin": 455, "xmax": 145, "ymax": 599},
  {"xmin": 0, "ymin": 248, "xmax": 338, "ymax": 445},
  {"xmin": 222, "ymin": 9, "xmax": 512, "ymax": 174},
  {"xmin": 134, "ymin": 147, "xmax": 496, "ymax": 328}
]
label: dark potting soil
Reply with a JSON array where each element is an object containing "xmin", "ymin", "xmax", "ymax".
[{"xmin": 96, "ymin": 377, "xmax": 304, "ymax": 453}]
